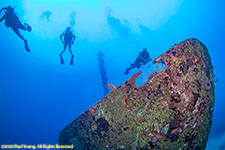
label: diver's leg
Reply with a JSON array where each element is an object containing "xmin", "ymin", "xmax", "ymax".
[
  {"xmin": 60, "ymin": 55, "xmax": 64, "ymax": 64},
  {"xmin": 15, "ymin": 16, "xmax": 27, "ymax": 31},
  {"xmin": 68, "ymin": 44, "xmax": 73, "ymax": 57},
  {"xmin": 24, "ymin": 23, "xmax": 32, "ymax": 32},
  {"xmin": 70, "ymin": 55, "xmax": 74, "ymax": 65},
  {"xmin": 60, "ymin": 44, "xmax": 67, "ymax": 56},
  {"xmin": 69, "ymin": 44, "xmax": 74, "ymax": 65},
  {"xmin": 125, "ymin": 59, "xmax": 140, "ymax": 74},
  {"xmin": 15, "ymin": 16, "xmax": 31, "ymax": 32},
  {"xmin": 18, "ymin": 23, "xmax": 26, "ymax": 31},
  {"xmin": 12, "ymin": 28, "xmax": 30, "ymax": 52},
  {"xmin": 12, "ymin": 28, "xmax": 26, "ymax": 41},
  {"xmin": 125, "ymin": 64, "xmax": 135, "ymax": 74},
  {"xmin": 59, "ymin": 44, "xmax": 67, "ymax": 64},
  {"xmin": 24, "ymin": 40, "xmax": 31, "ymax": 52}
]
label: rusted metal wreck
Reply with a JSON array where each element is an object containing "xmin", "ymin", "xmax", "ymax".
[{"xmin": 59, "ymin": 38, "xmax": 215, "ymax": 149}]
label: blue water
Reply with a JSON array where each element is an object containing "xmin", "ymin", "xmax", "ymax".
[{"xmin": 0, "ymin": 0, "xmax": 225, "ymax": 149}]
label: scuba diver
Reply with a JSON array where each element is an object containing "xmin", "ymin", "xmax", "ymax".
[
  {"xmin": 97, "ymin": 52, "xmax": 109, "ymax": 96},
  {"xmin": 59, "ymin": 27, "xmax": 76, "ymax": 65},
  {"xmin": 125, "ymin": 48, "xmax": 152, "ymax": 74},
  {"xmin": 0, "ymin": 6, "xmax": 32, "ymax": 52}
]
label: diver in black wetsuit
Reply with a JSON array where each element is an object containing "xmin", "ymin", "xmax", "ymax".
[
  {"xmin": 0, "ymin": 6, "xmax": 32, "ymax": 52},
  {"xmin": 97, "ymin": 52, "xmax": 109, "ymax": 96},
  {"xmin": 125, "ymin": 48, "xmax": 152, "ymax": 74},
  {"xmin": 59, "ymin": 27, "xmax": 76, "ymax": 65}
]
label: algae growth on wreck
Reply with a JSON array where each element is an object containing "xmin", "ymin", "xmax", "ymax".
[{"xmin": 59, "ymin": 38, "xmax": 215, "ymax": 149}]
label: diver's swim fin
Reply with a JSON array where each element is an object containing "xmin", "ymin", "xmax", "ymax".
[
  {"xmin": 24, "ymin": 40, "xmax": 31, "ymax": 52},
  {"xmin": 24, "ymin": 23, "xmax": 32, "ymax": 32},
  {"xmin": 125, "ymin": 69, "xmax": 129, "ymax": 75},
  {"xmin": 70, "ymin": 55, "xmax": 74, "ymax": 65},
  {"xmin": 60, "ymin": 55, "xmax": 64, "ymax": 64}
]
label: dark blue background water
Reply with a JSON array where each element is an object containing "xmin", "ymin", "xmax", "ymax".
[{"xmin": 0, "ymin": 0, "xmax": 224, "ymax": 149}]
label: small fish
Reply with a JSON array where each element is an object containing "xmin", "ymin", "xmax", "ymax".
[
  {"xmin": 124, "ymin": 98, "xmax": 128, "ymax": 104},
  {"xmin": 168, "ymin": 60, "xmax": 171, "ymax": 66},
  {"xmin": 198, "ymin": 58, "xmax": 201, "ymax": 64},
  {"xmin": 171, "ymin": 128, "xmax": 178, "ymax": 134}
]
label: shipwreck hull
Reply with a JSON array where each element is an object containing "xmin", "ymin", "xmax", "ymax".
[{"xmin": 59, "ymin": 38, "xmax": 215, "ymax": 149}]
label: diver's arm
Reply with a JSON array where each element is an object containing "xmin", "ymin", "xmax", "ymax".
[
  {"xmin": 60, "ymin": 33, "xmax": 64, "ymax": 43},
  {"xmin": 72, "ymin": 34, "xmax": 76, "ymax": 44},
  {"xmin": 146, "ymin": 53, "xmax": 151, "ymax": 62},
  {"xmin": 139, "ymin": 55, "xmax": 151, "ymax": 65},
  {"xmin": 0, "ymin": 7, "xmax": 7, "ymax": 13},
  {"xmin": 0, "ymin": 15, "xmax": 5, "ymax": 22},
  {"xmin": 0, "ymin": 7, "xmax": 6, "ymax": 22}
]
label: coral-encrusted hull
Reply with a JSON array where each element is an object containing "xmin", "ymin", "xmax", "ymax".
[{"xmin": 59, "ymin": 38, "xmax": 214, "ymax": 149}]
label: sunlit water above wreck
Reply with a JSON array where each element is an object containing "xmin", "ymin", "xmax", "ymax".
[{"xmin": 0, "ymin": 0, "xmax": 225, "ymax": 149}]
